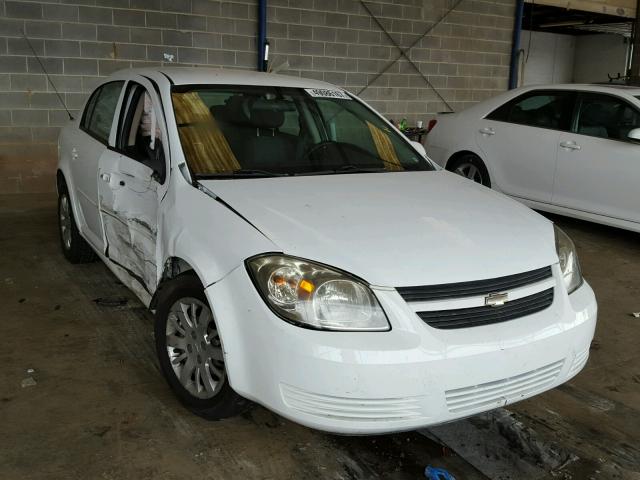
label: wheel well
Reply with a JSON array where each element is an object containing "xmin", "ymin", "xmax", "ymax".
[
  {"xmin": 56, "ymin": 170, "xmax": 66, "ymax": 194},
  {"xmin": 150, "ymin": 257, "xmax": 197, "ymax": 310},
  {"xmin": 446, "ymin": 150, "xmax": 479, "ymax": 170}
]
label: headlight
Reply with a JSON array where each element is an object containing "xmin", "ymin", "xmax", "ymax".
[
  {"xmin": 554, "ymin": 226, "xmax": 583, "ymax": 294},
  {"xmin": 246, "ymin": 254, "xmax": 390, "ymax": 331}
]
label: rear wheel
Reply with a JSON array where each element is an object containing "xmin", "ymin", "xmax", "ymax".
[
  {"xmin": 155, "ymin": 274, "xmax": 249, "ymax": 420},
  {"xmin": 58, "ymin": 184, "xmax": 97, "ymax": 263},
  {"xmin": 448, "ymin": 154, "xmax": 491, "ymax": 187}
]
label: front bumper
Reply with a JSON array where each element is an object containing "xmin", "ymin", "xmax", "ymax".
[{"xmin": 206, "ymin": 265, "xmax": 597, "ymax": 435}]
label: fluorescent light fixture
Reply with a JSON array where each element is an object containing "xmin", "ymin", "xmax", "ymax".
[{"xmin": 540, "ymin": 20, "xmax": 587, "ymax": 28}]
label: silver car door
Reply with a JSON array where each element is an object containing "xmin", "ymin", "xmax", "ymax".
[
  {"xmin": 475, "ymin": 90, "xmax": 575, "ymax": 203},
  {"xmin": 71, "ymin": 81, "xmax": 125, "ymax": 251},
  {"xmin": 553, "ymin": 92, "xmax": 640, "ymax": 224},
  {"xmin": 97, "ymin": 79, "xmax": 168, "ymax": 300}
]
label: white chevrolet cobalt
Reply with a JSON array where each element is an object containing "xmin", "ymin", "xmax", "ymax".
[
  {"xmin": 57, "ymin": 68, "xmax": 596, "ymax": 434},
  {"xmin": 426, "ymin": 84, "xmax": 640, "ymax": 233}
]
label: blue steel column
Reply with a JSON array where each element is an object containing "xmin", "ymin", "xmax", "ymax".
[
  {"xmin": 257, "ymin": 0, "xmax": 267, "ymax": 71},
  {"xmin": 509, "ymin": 0, "xmax": 525, "ymax": 89}
]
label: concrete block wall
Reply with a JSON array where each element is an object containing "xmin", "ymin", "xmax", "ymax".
[{"xmin": 0, "ymin": 0, "xmax": 514, "ymax": 193}]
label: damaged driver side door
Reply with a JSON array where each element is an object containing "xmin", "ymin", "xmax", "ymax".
[{"xmin": 97, "ymin": 79, "xmax": 168, "ymax": 300}]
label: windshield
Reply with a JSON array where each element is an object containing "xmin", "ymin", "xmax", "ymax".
[{"xmin": 171, "ymin": 85, "xmax": 433, "ymax": 178}]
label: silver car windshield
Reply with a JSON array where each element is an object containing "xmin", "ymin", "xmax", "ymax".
[{"xmin": 171, "ymin": 85, "xmax": 432, "ymax": 178}]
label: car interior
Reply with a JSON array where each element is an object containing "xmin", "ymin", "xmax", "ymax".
[
  {"xmin": 509, "ymin": 95, "xmax": 566, "ymax": 129},
  {"xmin": 119, "ymin": 85, "xmax": 166, "ymax": 180},
  {"xmin": 210, "ymin": 95, "xmax": 305, "ymax": 171},
  {"xmin": 170, "ymin": 89, "xmax": 414, "ymax": 176},
  {"xmin": 577, "ymin": 97, "xmax": 640, "ymax": 140}
]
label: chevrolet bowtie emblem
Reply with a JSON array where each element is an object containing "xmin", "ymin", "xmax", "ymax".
[{"xmin": 485, "ymin": 292, "xmax": 508, "ymax": 307}]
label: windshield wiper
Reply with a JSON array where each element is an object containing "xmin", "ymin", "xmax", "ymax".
[
  {"xmin": 336, "ymin": 165, "xmax": 387, "ymax": 173},
  {"xmin": 196, "ymin": 169, "xmax": 288, "ymax": 179},
  {"xmin": 293, "ymin": 165, "xmax": 387, "ymax": 176}
]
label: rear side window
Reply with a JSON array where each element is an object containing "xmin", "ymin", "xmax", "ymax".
[
  {"xmin": 487, "ymin": 91, "xmax": 575, "ymax": 131},
  {"xmin": 81, "ymin": 81, "xmax": 124, "ymax": 144},
  {"xmin": 576, "ymin": 93, "xmax": 640, "ymax": 141}
]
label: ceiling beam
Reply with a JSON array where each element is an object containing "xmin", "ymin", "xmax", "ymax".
[{"xmin": 525, "ymin": 0, "xmax": 635, "ymax": 18}]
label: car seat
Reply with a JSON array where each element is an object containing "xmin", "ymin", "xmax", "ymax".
[
  {"xmin": 578, "ymin": 103, "xmax": 609, "ymax": 138},
  {"xmin": 211, "ymin": 96, "xmax": 299, "ymax": 171}
]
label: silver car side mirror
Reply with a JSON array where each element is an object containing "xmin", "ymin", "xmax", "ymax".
[
  {"xmin": 627, "ymin": 128, "xmax": 640, "ymax": 143},
  {"xmin": 410, "ymin": 140, "xmax": 426, "ymax": 156}
]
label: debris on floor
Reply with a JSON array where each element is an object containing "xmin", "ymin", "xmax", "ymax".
[
  {"xmin": 93, "ymin": 297, "xmax": 129, "ymax": 307},
  {"xmin": 425, "ymin": 465, "xmax": 456, "ymax": 479},
  {"xmin": 630, "ymin": 312, "xmax": 640, "ymax": 318},
  {"xmin": 21, "ymin": 377, "xmax": 37, "ymax": 388},
  {"xmin": 422, "ymin": 408, "xmax": 578, "ymax": 479}
]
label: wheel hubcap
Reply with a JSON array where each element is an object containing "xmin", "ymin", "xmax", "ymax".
[
  {"xmin": 59, "ymin": 195, "xmax": 72, "ymax": 250},
  {"xmin": 454, "ymin": 163, "xmax": 484, "ymax": 184},
  {"xmin": 166, "ymin": 298, "xmax": 225, "ymax": 399}
]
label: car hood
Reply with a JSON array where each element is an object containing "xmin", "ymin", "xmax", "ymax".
[{"xmin": 201, "ymin": 171, "xmax": 557, "ymax": 287}]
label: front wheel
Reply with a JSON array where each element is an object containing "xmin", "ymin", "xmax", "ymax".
[
  {"xmin": 154, "ymin": 274, "xmax": 249, "ymax": 420},
  {"xmin": 448, "ymin": 154, "xmax": 491, "ymax": 187}
]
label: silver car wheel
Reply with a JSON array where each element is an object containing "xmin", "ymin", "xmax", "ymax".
[
  {"xmin": 454, "ymin": 162, "xmax": 483, "ymax": 184},
  {"xmin": 59, "ymin": 195, "xmax": 72, "ymax": 250},
  {"xmin": 166, "ymin": 297, "xmax": 225, "ymax": 399}
]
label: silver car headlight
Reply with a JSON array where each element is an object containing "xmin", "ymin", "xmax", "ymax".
[
  {"xmin": 246, "ymin": 254, "xmax": 390, "ymax": 331},
  {"xmin": 554, "ymin": 226, "xmax": 583, "ymax": 294}
]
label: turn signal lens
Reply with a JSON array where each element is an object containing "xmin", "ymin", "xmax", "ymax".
[{"xmin": 299, "ymin": 279, "xmax": 315, "ymax": 293}]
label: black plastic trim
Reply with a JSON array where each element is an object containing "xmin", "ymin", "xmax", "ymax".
[
  {"xmin": 397, "ymin": 266, "xmax": 553, "ymax": 302},
  {"xmin": 417, "ymin": 288, "xmax": 554, "ymax": 329}
]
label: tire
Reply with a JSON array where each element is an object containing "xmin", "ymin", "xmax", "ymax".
[
  {"xmin": 154, "ymin": 273, "xmax": 249, "ymax": 420},
  {"xmin": 448, "ymin": 153, "xmax": 491, "ymax": 187},
  {"xmin": 58, "ymin": 183, "xmax": 97, "ymax": 264}
]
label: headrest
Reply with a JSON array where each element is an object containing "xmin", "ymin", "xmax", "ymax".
[
  {"xmin": 580, "ymin": 103, "xmax": 605, "ymax": 127},
  {"xmin": 210, "ymin": 96, "xmax": 286, "ymax": 130},
  {"xmin": 249, "ymin": 105, "xmax": 284, "ymax": 129}
]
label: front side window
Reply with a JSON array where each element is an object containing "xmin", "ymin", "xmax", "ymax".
[
  {"xmin": 83, "ymin": 81, "xmax": 124, "ymax": 144},
  {"xmin": 171, "ymin": 85, "xmax": 432, "ymax": 178},
  {"xmin": 576, "ymin": 94, "xmax": 640, "ymax": 141},
  {"xmin": 487, "ymin": 91, "xmax": 574, "ymax": 131},
  {"xmin": 117, "ymin": 82, "xmax": 165, "ymax": 180}
]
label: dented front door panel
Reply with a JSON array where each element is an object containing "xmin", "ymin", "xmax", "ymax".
[{"xmin": 98, "ymin": 150, "xmax": 159, "ymax": 296}]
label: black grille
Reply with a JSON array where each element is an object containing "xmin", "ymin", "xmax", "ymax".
[
  {"xmin": 397, "ymin": 266, "xmax": 552, "ymax": 302},
  {"xmin": 417, "ymin": 288, "xmax": 554, "ymax": 329}
]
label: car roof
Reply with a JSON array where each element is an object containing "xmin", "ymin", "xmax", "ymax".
[
  {"xmin": 518, "ymin": 83, "xmax": 640, "ymax": 96},
  {"xmin": 448, "ymin": 82, "xmax": 640, "ymax": 118},
  {"xmin": 111, "ymin": 67, "xmax": 339, "ymax": 90}
]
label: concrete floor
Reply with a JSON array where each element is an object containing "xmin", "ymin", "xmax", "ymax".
[{"xmin": 1, "ymin": 194, "xmax": 639, "ymax": 480}]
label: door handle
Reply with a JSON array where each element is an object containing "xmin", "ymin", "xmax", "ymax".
[
  {"xmin": 479, "ymin": 127, "xmax": 495, "ymax": 136},
  {"xmin": 100, "ymin": 173, "xmax": 111, "ymax": 183},
  {"xmin": 559, "ymin": 141, "xmax": 581, "ymax": 151},
  {"xmin": 71, "ymin": 148, "xmax": 78, "ymax": 160}
]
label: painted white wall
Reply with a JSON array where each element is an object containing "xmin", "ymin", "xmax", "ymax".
[
  {"xmin": 573, "ymin": 34, "xmax": 629, "ymax": 83},
  {"xmin": 521, "ymin": 31, "xmax": 576, "ymax": 86}
]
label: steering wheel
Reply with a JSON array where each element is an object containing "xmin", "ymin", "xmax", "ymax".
[{"xmin": 299, "ymin": 140, "xmax": 337, "ymax": 163}]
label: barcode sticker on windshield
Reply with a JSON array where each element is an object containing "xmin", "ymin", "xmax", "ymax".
[{"xmin": 304, "ymin": 88, "xmax": 351, "ymax": 100}]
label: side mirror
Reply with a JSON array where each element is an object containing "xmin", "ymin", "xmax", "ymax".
[
  {"xmin": 148, "ymin": 145, "xmax": 166, "ymax": 183},
  {"xmin": 627, "ymin": 128, "xmax": 640, "ymax": 143},
  {"xmin": 410, "ymin": 140, "xmax": 426, "ymax": 156}
]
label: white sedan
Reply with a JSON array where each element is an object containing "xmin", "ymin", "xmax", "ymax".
[
  {"xmin": 57, "ymin": 68, "xmax": 596, "ymax": 434},
  {"xmin": 426, "ymin": 84, "xmax": 640, "ymax": 233}
]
